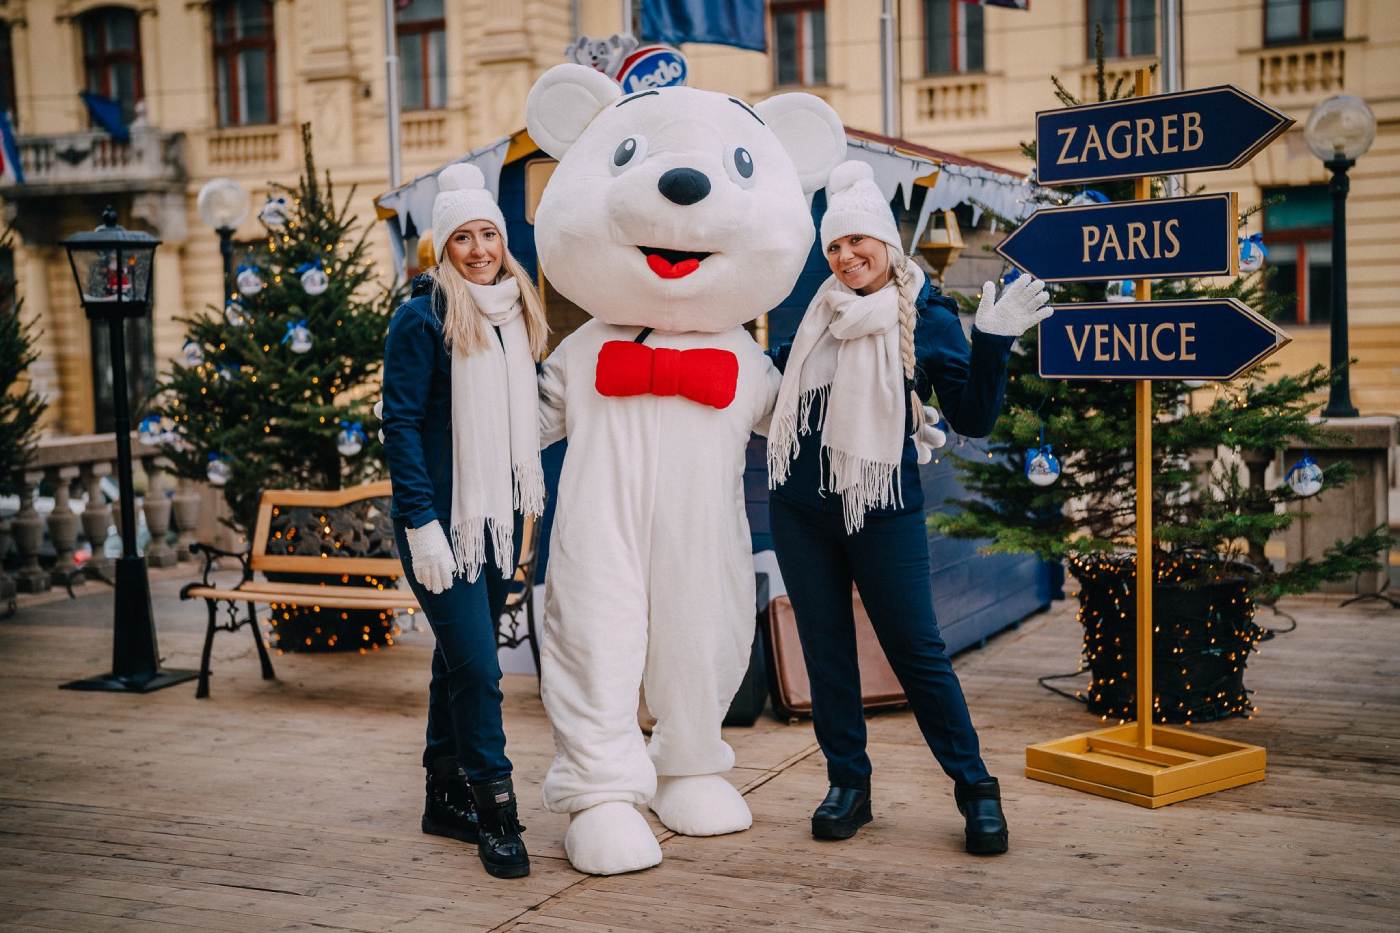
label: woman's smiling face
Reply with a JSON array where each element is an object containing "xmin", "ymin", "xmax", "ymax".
[
  {"xmin": 826, "ymin": 234, "xmax": 890, "ymax": 294},
  {"xmin": 443, "ymin": 220, "xmax": 504, "ymax": 285}
]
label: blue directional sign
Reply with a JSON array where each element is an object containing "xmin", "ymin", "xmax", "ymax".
[
  {"xmin": 1037, "ymin": 86, "xmax": 1293, "ymax": 185},
  {"xmin": 997, "ymin": 194, "xmax": 1237, "ymax": 283},
  {"xmin": 1038, "ymin": 299, "xmax": 1291, "ymax": 381}
]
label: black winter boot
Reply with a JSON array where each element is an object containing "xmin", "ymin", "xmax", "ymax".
[
  {"xmin": 421, "ymin": 757, "xmax": 479, "ymax": 844},
  {"xmin": 470, "ymin": 776, "xmax": 530, "ymax": 879},
  {"xmin": 811, "ymin": 780, "xmax": 872, "ymax": 840},
  {"xmin": 954, "ymin": 777, "xmax": 1009, "ymax": 855}
]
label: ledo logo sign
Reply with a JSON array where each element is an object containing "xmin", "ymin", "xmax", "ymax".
[{"xmin": 616, "ymin": 45, "xmax": 688, "ymax": 94}]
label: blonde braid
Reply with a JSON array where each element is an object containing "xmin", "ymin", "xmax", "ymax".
[{"xmin": 891, "ymin": 247, "xmax": 917, "ymax": 383}]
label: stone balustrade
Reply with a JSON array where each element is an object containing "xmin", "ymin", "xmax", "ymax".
[
  {"xmin": 0, "ymin": 434, "xmax": 206, "ymax": 596},
  {"xmin": 3, "ymin": 123, "xmax": 185, "ymax": 198},
  {"xmin": 910, "ymin": 74, "xmax": 990, "ymax": 126}
]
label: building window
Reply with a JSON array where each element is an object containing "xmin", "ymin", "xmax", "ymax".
[
  {"xmin": 0, "ymin": 22, "xmax": 16, "ymax": 126},
  {"xmin": 212, "ymin": 0, "xmax": 276, "ymax": 127},
  {"xmin": 397, "ymin": 0, "xmax": 446, "ymax": 111},
  {"xmin": 924, "ymin": 0, "xmax": 984, "ymax": 75},
  {"xmin": 772, "ymin": 1, "xmax": 826, "ymax": 87},
  {"xmin": 1263, "ymin": 186, "xmax": 1333, "ymax": 325},
  {"xmin": 1086, "ymin": 0, "xmax": 1155, "ymax": 59},
  {"xmin": 1264, "ymin": 0, "xmax": 1344, "ymax": 45},
  {"xmin": 81, "ymin": 7, "xmax": 144, "ymax": 124}
]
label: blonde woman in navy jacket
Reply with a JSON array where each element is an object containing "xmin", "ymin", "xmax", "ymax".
[
  {"xmin": 767, "ymin": 162, "xmax": 1052, "ymax": 856},
  {"xmin": 381, "ymin": 163, "xmax": 547, "ymax": 879}
]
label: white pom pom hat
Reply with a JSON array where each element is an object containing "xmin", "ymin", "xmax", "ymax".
[
  {"xmin": 819, "ymin": 160, "xmax": 902, "ymax": 254},
  {"xmin": 431, "ymin": 162, "xmax": 508, "ymax": 260}
]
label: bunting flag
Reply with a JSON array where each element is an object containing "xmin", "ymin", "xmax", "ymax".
[
  {"xmin": 640, "ymin": 0, "xmax": 767, "ymax": 52},
  {"xmin": 80, "ymin": 91, "xmax": 131, "ymax": 144},
  {"xmin": 961, "ymin": 0, "xmax": 1030, "ymax": 8},
  {"xmin": 0, "ymin": 111, "xmax": 22, "ymax": 186}
]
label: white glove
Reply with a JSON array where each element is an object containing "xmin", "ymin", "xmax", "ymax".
[
  {"xmin": 910, "ymin": 399, "xmax": 948, "ymax": 465},
  {"xmin": 404, "ymin": 519, "xmax": 455, "ymax": 595},
  {"xmin": 374, "ymin": 399, "xmax": 385, "ymax": 443},
  {"xmin": 975, "ymin": 276, "xmax": 1053, "ymax": 338}
]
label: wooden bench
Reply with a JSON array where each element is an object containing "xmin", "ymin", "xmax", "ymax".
[{"xmin": 181, "ymin": 480, "xmax": 541, "ymax": 698}]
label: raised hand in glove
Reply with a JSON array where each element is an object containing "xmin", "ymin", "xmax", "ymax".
[
  {"xmin": 910, "ymin": 396, "xmax": 948, "ymax": 465},
  {"xmin": 974, "ymin": 275, "xmax": 1053, "ymax": 338},
  {"xmin": 405, "ymin": 519, "xmax": 456, "ymax": 595}
]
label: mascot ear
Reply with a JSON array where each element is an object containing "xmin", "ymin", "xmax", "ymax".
[
  {"xmin": 526, "ymin": 63, "xmax": 623, "ymax": 160},
  {"xmin": 755, "ymin": 92, "xmax": 847, "ymax": 194}
]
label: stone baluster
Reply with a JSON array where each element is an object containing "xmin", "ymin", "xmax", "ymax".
[
  {"xmin": 45, "ymin": 465, "xmax": 82, "ymax": 587},
  {"xmin": 12, "ymin": 471, "xmax": 49, "ymax": 593},
  {"xmin": 170, "ymin": 475, "xmax": 203, "ymax": 561},
  {"xmin": 140, "ymin": 455, "xmax": 177, "ymax": 567},
  {"xmin": 79, "ymin": 461, "xmax": 115, "ymax": 578}
]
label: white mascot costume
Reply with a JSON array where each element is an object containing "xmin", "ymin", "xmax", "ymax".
[{"xmin": 526, "ymin": 63, "xmax": 846, "ymax": 875}]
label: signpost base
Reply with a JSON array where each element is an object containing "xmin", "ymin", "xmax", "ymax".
[{"xmin": 1026, "ymin": 722, "xmax": 1265, "ymax": 808}]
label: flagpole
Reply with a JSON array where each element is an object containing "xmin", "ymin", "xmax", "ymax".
[
  {"xmin": 880, "ymin": 0, "xmax": 898, "ymax": 137},
  {"xmin": 384, "ymin": 0, "xmax": 402, "ymax": 191},
  {"xmin": 622, "ymin": 0, "xmax": 633, "ymax": 36}
]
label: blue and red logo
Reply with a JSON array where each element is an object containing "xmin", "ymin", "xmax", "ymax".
[{"xmin": 615, "ymin": 45, "xmax": 688, "ymax": 95}]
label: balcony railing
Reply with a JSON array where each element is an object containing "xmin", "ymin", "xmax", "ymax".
[
  {"xmin": 910, "ymin": 74, "xmax": 990, "ymax": 126},
  {"xmin": 1258, "ymin": 42, "xmax": 1346, "ymax": 102},
  {"xmin": 5, "ymin": 123, "xmax": 185, "ymax": 196}
]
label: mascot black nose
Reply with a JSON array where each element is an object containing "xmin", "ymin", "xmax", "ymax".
[{"xmin": 657, "ymin": 168, "xmax": 711, "ymax": 205}]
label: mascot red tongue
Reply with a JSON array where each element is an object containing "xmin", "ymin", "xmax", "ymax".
[{"xmin": 527, "ymin": 63, "xmax": 846, "ymax": 876}]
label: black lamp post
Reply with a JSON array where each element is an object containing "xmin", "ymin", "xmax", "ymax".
[
  {"xmin": 1304, "ymin": 94, "xmax": 1377, "ymax": 420},
  {"xmin": 59, "ymin": 207, "xmax": 196, "ymax": 693}
]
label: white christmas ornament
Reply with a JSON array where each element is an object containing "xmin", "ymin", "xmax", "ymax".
[
  {"xmin": 1105, "ymin": 280, "xmax": 1136, "ymax": 303},
  {"xmin": 259, "ymin": 194, "xmax": 291, "ymax": 229},
  {"xmin": 282, "ymin": 319, "xmax": 313, "ymax": 354},
  {"xmin": 1025, "ymin": 444, "xmax": 1061, "ymax": 486},
  {"xmin": 336, "ymin": 422, "xmax": 366, "ymax": 457},
  {"xmin": 224, "ymin": 299, "xmax": 248, "ymax": 327},
  {"xmin": 1239, "ymin": 233, "xmax": 1267, "ymax": 273},
  {"xmin": 298, "ymin": 261, "xmax": 329, "ymax": 296},
  {"xmin": 207, "ymin": 455, "xmax": 232, "ymax": 486},
  {"xmin": 236, "ymin": 264, "xmax": 263, "ymax": 296},
  {"xmin": 1286, "ymin": 454, "xmax": 1324, "ymax": 497},
  {"xmin": 182, "ymin": 340, "xmax": 205, "ymax": 366},
  {"xmin": 138, "ymin": 416, "xmax": 164, "ymax": 447}
]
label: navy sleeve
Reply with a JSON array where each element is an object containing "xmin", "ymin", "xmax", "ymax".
[
  {"xmin": 381, "ymin": 301, "xmax": 440, "ymax": 529},
  {"xmin": 766, "ymin": 341, "xmax": 793, "ymax": 373},
  {"xmin": 914, "ymin": 288, "xmax": 1016, "ymax": 439}
]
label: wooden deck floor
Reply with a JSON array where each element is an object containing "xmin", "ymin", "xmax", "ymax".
[{"xmin": 1, "ymin": 576, "xmax": 1396, "ymax": 932}]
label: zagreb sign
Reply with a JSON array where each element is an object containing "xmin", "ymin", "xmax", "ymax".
[
  {"xmin": 616, "ymin": 45, "xmax": 689, "ymax": 94},
  {"xmin": 1036, "ymin": 85, "xmax": 1292, "ymax": 185}
]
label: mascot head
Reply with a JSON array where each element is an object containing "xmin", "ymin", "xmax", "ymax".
[{"xmin": 526, "ymin": 63, "xmax": 846, "ymax": 334}]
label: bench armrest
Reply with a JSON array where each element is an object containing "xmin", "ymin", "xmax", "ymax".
[{"xmin": 189, "ymin": 541, "xmax": 253, "ymax": 588}]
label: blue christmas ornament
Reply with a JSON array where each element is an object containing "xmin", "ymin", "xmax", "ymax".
[
  {"xmin": 182, "ymin": 339, "xmax": 205, "ymax": 366},
  {"xmin": 1238, "ymin": 232, "xmax": 1267, "ymax": 273},
  {"xmin": 259, "ymin": 194, "xmax": 290, "ymax": 229},
  {"xmin": 1068, "ymin": 188, "xmax": 1110, "ymax": 207},
  {"xmin": 1285, "ymin": 453, "xmax": 1323, "ymax": 497},
  {"xmin": 1001, "ymin": 268, "xmax": 1022, "ymax": 286},
  {"xmin": 206, "ymin": 453, "xmax": 233, "ymax": 486},
  {"xmin": 235, "ymin": 263, "xmax": 263, "ymax": 296},
  {"xmin": 282, "ymin": 318, "xmax": 313, "ymax": 354},
  {"xmin": 1025, "ymin": 429, "xmax": 1061, "ymax": 486},
  {"xmin": 295, "ymin": 260, "xmax": 329, "ymax": 296},
  {"xmin": 337, "ymin": 420, "xmax": 367, "ymax": 457},
  {"xmin": 224, "ymin": 297, "xmax": 248, "ymax": 327},
  {"xmin": 138, "ymin": 415, "xmax": 163, "ymax": 447}
]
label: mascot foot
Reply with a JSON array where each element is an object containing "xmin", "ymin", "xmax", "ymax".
[
  {"xmin": 649, "ymin": 774, "xmax": 753, "ymax": 837},
  {"xmin": 564, "ymin": 802, "xmax": 662, "ymax": 876}
]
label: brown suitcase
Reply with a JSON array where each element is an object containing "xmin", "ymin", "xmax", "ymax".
[{"xmin": 763, "ymin": 587, "xmax": 908, "ymax": 721}]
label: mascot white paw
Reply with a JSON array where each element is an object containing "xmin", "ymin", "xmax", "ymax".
[
  {"xmin": 648, "ymin": 774, "xmax": 753, "ymax": 837},
  {"xmin": 564, "ymin": 801, "xmax": 662, "ymax": 876}
]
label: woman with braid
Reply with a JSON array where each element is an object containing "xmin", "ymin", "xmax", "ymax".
[{"xmin": 766, "ymin": 161, "xmax": 1053, "ymax": 856}]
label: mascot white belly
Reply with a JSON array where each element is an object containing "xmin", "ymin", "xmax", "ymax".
[{"xmin": 526, "ymin": 63, "xmax": 846, "ymax": 876}]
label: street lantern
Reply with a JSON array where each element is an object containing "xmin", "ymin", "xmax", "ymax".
[
  {"xmin": 60, "ymin": 206, "xmax": 196, "ymax": 693},
  {"xmin": 1303, "ymin": 95, "xmax": 1377, "ymax": 419},
  {"xmin": 197, "ymin": 177, "xmax": 250, "ymax": 299}
]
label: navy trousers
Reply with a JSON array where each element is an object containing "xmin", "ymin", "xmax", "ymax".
[
  {"xmin": 393, "ymin": 519, "xmax": 514, "ymax": 783},
  {"xmin": 769, "ymin": 496, "xmax": 992, "ymax": 789}
]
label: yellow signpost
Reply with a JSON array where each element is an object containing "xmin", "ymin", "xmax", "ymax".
[{"xmin": 1023, "ymin": 71, "xmax": 1280, "ymax": 808}]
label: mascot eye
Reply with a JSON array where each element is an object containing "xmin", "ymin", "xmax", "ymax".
[
  {"xmin": 611, "ymin": 136, "xmax": 648, "ymax": 175},
  {"xmin": 726, "ymin": 147, "xmax": 755, "ymax": 188}
]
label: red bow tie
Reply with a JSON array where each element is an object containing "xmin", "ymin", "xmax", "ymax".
[{"xmin": 594, "ymin": 340, "xmax": 738, "ymax": 410}]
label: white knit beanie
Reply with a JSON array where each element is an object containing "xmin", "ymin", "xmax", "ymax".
[
  {"xmin": 432, "ymin": 162, "xmax": 507, "ymax": 260},
  {"xmin": 819, "ymin": 160, "xmax": 902, "ymax": 253}
]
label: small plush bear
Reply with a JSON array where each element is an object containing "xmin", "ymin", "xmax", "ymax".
[{"xmin": 526, "ymin": 63, "xmax": 846, "ymax": 876}]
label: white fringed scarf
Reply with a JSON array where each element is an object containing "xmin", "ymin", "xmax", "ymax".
[
  {"xmin": 449, "ymin": 276, "xmax": 544, "ymax": 581},
  {"xmin": 768, "ymin": 264, "xmax": 926, "ymax": 534}
]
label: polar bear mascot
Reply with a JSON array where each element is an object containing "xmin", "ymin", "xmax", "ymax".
[{"xmin": 526, "ymin": 63, "xmax": 846, "ymax": 875}]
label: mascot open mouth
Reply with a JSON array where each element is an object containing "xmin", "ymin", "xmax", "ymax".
[{"xmin": 637, "ymin": 246, "xmax": 714, "ymax": 280}]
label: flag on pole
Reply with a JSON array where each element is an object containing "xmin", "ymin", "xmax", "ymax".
[
  {"xmin": 80, "ymin": 92, "xmax": 131, "ymax": 144},
  {"xmin": 0, "ymin": 111, "xmax": 22, "ymax": 185},
  {"xmin": 641, "ymin": 0, "xmax": 767, "ymax": 52}
]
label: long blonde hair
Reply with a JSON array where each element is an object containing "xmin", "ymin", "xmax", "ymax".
[
  {"xmin": 432, "ymin": 250, "xmax": 549, "ymax": 360},
  {"xmin": 888, "ymin": 245, "xmax": 917, "ymax": 384}
]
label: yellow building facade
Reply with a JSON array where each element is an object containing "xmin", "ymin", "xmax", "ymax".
[{"xmin": 4, "ymin": 0, "xmax": 1398, "ymax": 434}]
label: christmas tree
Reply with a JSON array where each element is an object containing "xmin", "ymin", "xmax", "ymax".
[
  {"xmin": 931, "ymin": 51, "xmax": 1391, "ymax": 723},
  {"xmin": 152, "ymin": 125, "xmax": 404, "ymax": 652},
  {"xmin": 0, "ymin": 230, "xmax": 47, "ymax": 498}
]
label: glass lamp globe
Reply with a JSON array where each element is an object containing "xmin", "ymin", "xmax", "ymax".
[
  {"xmin": 1304, "ymin": 95, "xmax": 1377, "ymax": 162},
  {"xmin": 62, "ymin": 206, "xmax": 160, "ymax": 321},
  {"xmin": 197, "ymin": 177, "xmax": 251, "ymax": 231}
]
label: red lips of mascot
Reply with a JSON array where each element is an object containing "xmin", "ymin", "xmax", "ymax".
[{"xmin": 638, "ymin": 246, "xmax": 712, "ymax": 280}]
